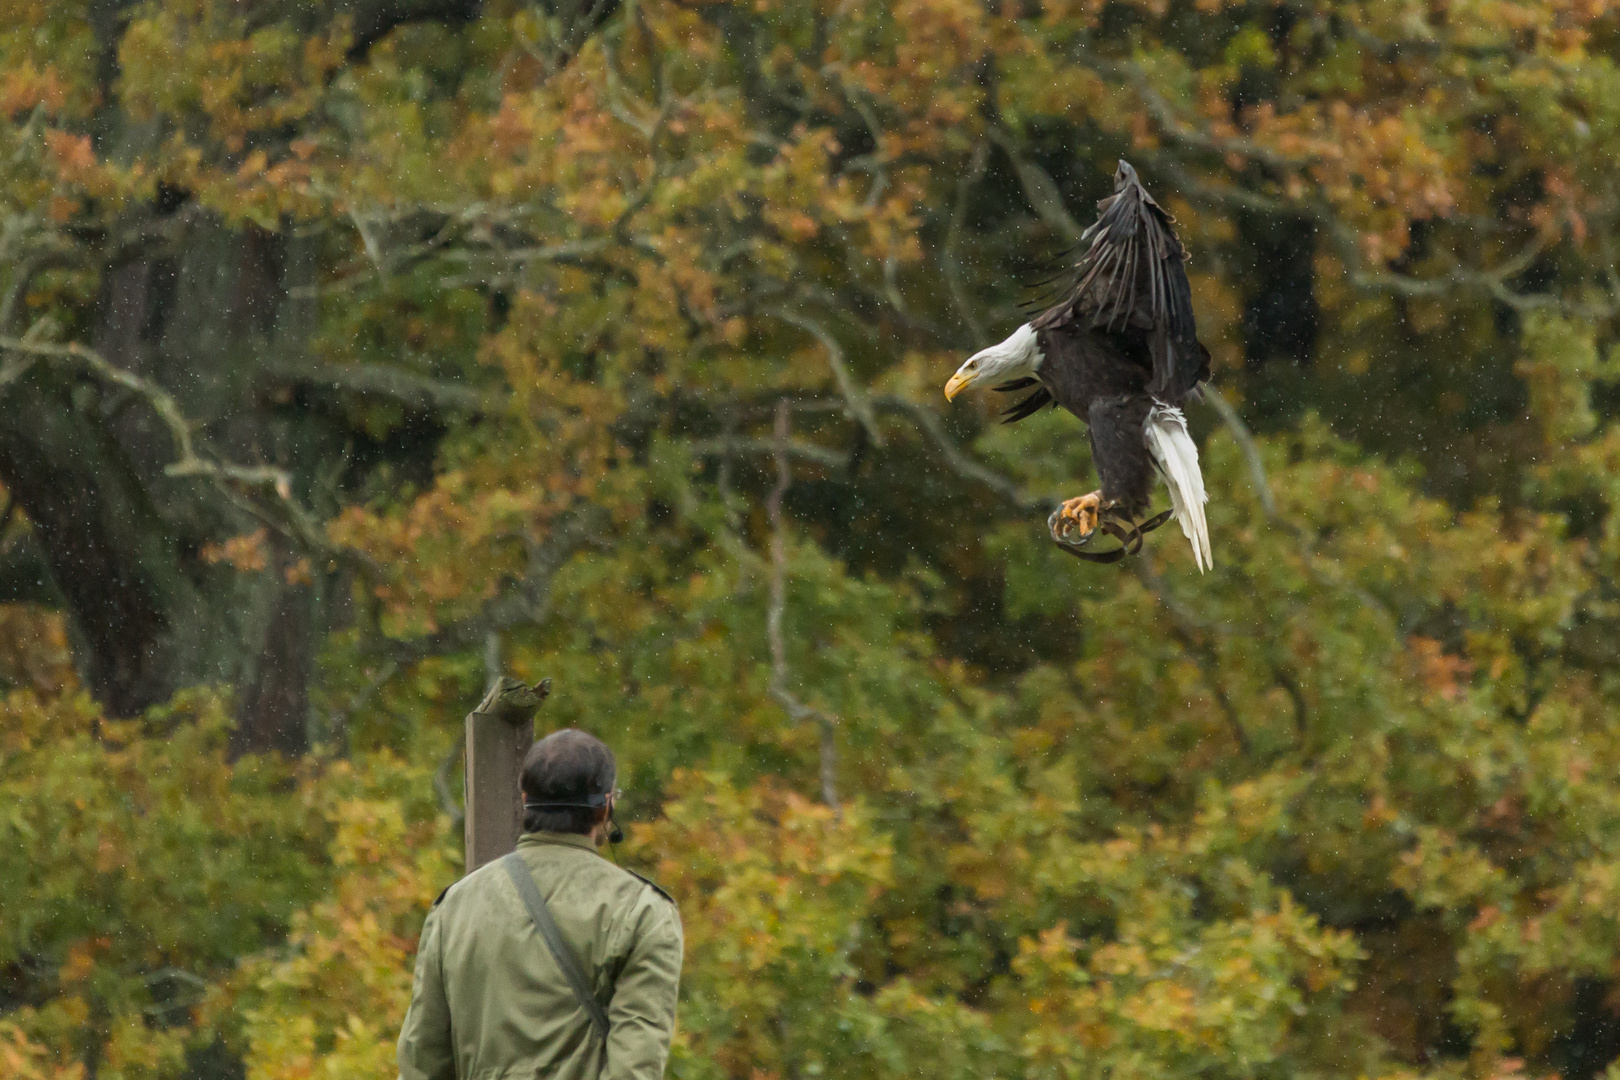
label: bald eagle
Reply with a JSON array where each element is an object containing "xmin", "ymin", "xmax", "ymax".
[{"xmin": 945, "ymin": 160, "xmax": 1213, "ymax": 571}]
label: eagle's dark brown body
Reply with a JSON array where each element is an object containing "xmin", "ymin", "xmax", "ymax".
[
  {"xmin": 996, "ymin": 162, "xmax": 1209, "ymax": 518},
  {"xmin": 946, "ymin": 159, "xmax": 1214, "ymax": 569},
  {"xmin": 1036, "ymin": 331, "xmax": 1160, "ymax": 517}
]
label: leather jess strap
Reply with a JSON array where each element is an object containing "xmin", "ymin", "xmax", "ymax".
[
  {"xmin": 501, "ymin": 853, "xmax": 611, "ymax": 1045},
  {"xmin": 1053, "ymin": 509, "xmax": 1175, "ymax": 564}
]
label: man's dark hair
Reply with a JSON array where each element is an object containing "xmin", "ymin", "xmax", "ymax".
[{"xmin": 520, "ymin": 728, "xmax": 617, "ymax": 835}]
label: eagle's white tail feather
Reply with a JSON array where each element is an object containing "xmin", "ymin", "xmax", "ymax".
[{"xmin": 1144, "ymin": 404, "xmax": 1212, "ymax": 573}]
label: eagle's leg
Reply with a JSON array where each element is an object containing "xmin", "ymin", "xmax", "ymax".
[
  {"xmin": 1070, "ymin": 396, "xmax": 1156, "ymax": 551},
  {"xmin": 1049, "ymin": 492, "xmax": 1106, "ymax": 545}
]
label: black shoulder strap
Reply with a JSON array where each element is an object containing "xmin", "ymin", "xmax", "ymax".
[{"xmin": 500, "ymin": 852, "xmax": 610, "ymax": 1044}]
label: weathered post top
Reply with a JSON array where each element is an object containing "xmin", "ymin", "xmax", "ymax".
[{"xmin": 464, "ymin": 676, "xmax": 550, "ymax": 875}]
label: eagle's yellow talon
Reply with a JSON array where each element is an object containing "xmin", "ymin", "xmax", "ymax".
[{"xmin": 1050, "ymin": 492, "xmax": 1103, "ymax": 544}]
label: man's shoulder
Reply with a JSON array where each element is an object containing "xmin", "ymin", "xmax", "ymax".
[
  {"xmin": 571, "ymin": 850, "xmax": 678, "ymax": 910},
  {"xmin": 431, "ymin": 846, "xmax": 677, "ymax": 918},
  {"xmin": 428, "ymin": 855, "xmax": 508, "ymax": 911},
  {"xmin": 555, "ymin": 850, "xmax": 679, "ymax": 918},
  {"xmin": 618, "ymin": 864, "xmax": 677, "ymax": 907}
]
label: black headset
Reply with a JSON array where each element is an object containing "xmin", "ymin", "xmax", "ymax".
[{"xmin": 523, "ymin": 791, "xmax": 624, "ymax": 844}]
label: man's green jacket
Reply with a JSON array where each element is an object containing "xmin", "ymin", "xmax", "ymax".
[{"xmin": 397, "ymin": 831, "xmax": 684, "ymax": 1080}]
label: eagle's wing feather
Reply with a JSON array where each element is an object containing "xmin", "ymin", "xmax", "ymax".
[
  {"xmin": 1000, "ymin": 387, "xmax": 1054, "ymax": 423},
  {"xmin": 1032, "ymin": 170, "xmax": 1206, "ymax": 402}
]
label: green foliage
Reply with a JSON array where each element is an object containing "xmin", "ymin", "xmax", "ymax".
[
  {"xmin": 0, "ymin": 677, "xmax": 327, "ymax": 1079},
  {"xmin": 9, "ymin": 1, "xmax": 1620, "ymax": 1079},
  {"xmin": 230, "ymin": 755, "xmax": 457, "ymax": 1080}
]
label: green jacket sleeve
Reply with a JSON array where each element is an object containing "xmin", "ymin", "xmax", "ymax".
[
  {"xmin": 605, "ymin": 898, "xmax": 684, "ymax": 1080},
  {"xmin": 397, "ymin": 902, "xmax": 456, "ymax": 1080}
]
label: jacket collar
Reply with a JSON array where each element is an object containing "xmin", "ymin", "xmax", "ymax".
[{"xmin": 518, "ymin": 831, "xmax": 602, "ymax": 854}]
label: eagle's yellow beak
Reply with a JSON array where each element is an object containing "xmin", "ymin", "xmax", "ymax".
[{"xmin": 944, "ymin": 366, "xmax": 975, "ymax": 401}]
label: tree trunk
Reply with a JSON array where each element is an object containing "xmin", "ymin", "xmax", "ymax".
[
  {"xmin": 0, "ymin": 0, "xmax": 617, "ymax": 748},
  {"xmin": 0, "ymin": 213, "xmax": 321, "ymax": 751}
]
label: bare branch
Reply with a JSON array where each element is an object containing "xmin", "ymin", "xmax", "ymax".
[
  {"xmin": 873, "ymin": 395, "xmax": 1052, "ymax": 513},
  {"xmin": 1063, "ymin": 39, "xmax": 1616, "ymax": 317},
  {"xmin": 349, "ymin": 210, "xmax": 388, "ymax": 274},
  {"xmin": 1131, "ymin": 549, "xmax": 1251, "ymax": 755},
  {"xmin": 322, "ymin": 658, "xmax": 398, "ymax": 748},
  {"xmin": 269, "ymin": 361, "xmax": 493, "ymax": 415},
  {"xmin": 1200, "ymin": 386, "xmax": 1397, "ymax": 628},
  {"xmin": 1072, "ymin": 45, "xmax": 1305, "ymax": 173},
  {"xmin": 438, "ymin": 237, "xmax": 614, "ymax": 269},
  {"xmin": 766, "ymin": 400, "xmax": 839, "ymax": 811},
  {"xmin": 689, "ymin": 435, "xmax": 850, "ymax": 471},
  {"xmin": 987, "ymin": 126, "xmax": 1087, "ymax": 244},
  {"xmin": 768, "ymin": 307, "xmax": 884, "ymax": 448},
  {"xmin": 942, "ymin": 142, "xmax": 992, "ymax": 349},
  {"xmin": 0, "ymin": 246, "xmax": 76, "ymax": 336},
  {"xmin": 374, "ymin": 511, "xmax": 605, "ymax": 671},
  {"xmin": 434, "ymin": 738, "xmax": 466, "ymax": 827},
  {"xmin": 1201, "ymin": 386, "xmax": 1276, "ymax": 518},
  {"xmin": 0, "ymin": 334, "xmax": 331, "ymax": 552}
]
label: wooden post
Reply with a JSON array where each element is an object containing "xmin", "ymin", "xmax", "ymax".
[{"xmin": 463, "ymin": 677, "xmax": 550, "ymax": 875}]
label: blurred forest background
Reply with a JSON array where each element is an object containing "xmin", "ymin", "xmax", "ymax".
[{"xmin": 5, "ymin": 1, "xmax": 1620, "ymax": 1080}]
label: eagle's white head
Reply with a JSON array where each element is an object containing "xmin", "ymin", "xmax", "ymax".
[{"xmin": 944, "ymin": 324, "xmax": 1044, "ymax": 401}]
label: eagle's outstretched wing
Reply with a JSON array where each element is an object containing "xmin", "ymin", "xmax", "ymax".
[{"xmin": 1031, "ymin": 161, "xmax": 1204, "ymax": 402}]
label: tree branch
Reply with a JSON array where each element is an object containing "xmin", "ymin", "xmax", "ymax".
[
  {"xmin": 767, "ymin": 307, "xmax": 884, "ymax": 448},
  {"xmin": 766, "ymin": 400, "xmax": 839, "ymax": 811},
  {"xmin": 1202, "ymin": 385, "xmax": 1397, "ymax": 629},
  {"xmin": 1142, "ymin": 126, "xmax": 1617, "ymax": 318},
  {"xmin": 873, "ymin": 396, "xmax": 1052, "ymax": 513},
  {"xmin": 434, "ymin": 737, "xmax": 466, "ymax": 827},
  {"xmin": 267, "ymin": 361, "xmax": 493, "ymax": 416},
  {"xmin": 1072, "ymin": 44, "xmax": 1305, "ymax": 172},
  {"xmin": 1201, "ymin": 385, "xmax": 1276, "ymax": 518},
  {"xmin": 987, "ymin": 126, "xmax": 1087, "ymax": 245},
  {"xmin": 0, "ymin": 335, "xmax": 330, "ymax": 553},
  {"xmin": 942, "ymin": 142, "xmax": 992, "ymax": 349},
  {"xmin": 0, "ymin": 246, "xmax": 76, "ymax": 337},
  {"xmin": 1132, "ymin": 549, "xmax": 1251, "ymax": 756},
  {"xmin": 343, "ymin": 0, "xmax": 484, "ymax": 60},
  {"xmin": 689, "ymin": 435, "xmax": 850, "ymax": 471},
  {"xmin": 374, "ymin": 511, "xmax": 605, "ymax": 670}
]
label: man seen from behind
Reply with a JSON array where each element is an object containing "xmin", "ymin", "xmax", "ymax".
[{"xmin": 397, "ymin": 729, "xmax": 683, "ymax": 1080}]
